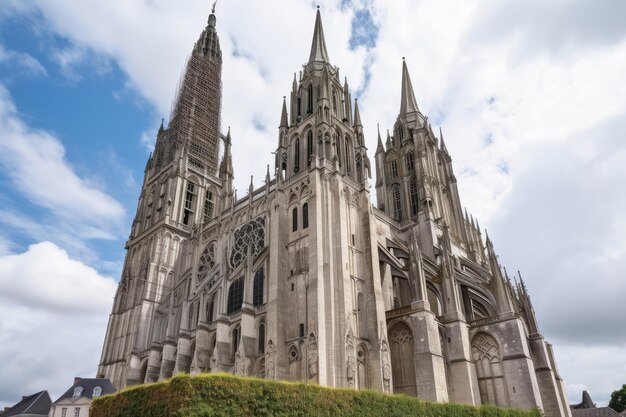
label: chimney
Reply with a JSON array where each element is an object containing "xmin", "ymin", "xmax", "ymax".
[{"xmin": 74, "ymin": 377, "xmax": 81, "ymax": 384}]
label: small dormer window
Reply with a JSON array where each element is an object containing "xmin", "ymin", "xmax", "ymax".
[
  {"xmin": 93, "ymin": 386, "xmax": 102, "ymax": 397},
  {"xmin": 73, "ymin": 386, "xmax": 83, "ymax": 397}
]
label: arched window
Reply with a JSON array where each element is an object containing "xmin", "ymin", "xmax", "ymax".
[
  {"xmin": 405, "ymin": 152, "xmax": 415, "ymax": 172},
  {"xmin": 307, "ymin": 131, "xmax": 313, "ymax": 166},
  {"xmin": 294, "ymin": 138, "xmax": 300, "ymax": 173},
  {"xmin": 389, "ymin": 323, "xmax": 417, "ymax": 396},
  {"xmin": 344, "ymin": 138, "xmax": 351, "ymax": 175},
  {"xmin": 253, "ymin": 268, "xmax": 264, "ymax": 307},
  {"xmin": 258, "ymin": 322, "xmax": 266, "ymax": 354},
  {"xmin": 307, "ymin": 84, "xmax": 313, "ymax": 114},
  {"xmin": 203, "ymin": 190, "xmax": 215, "ymax": 223},
  {"xmin": 206, "ymin": 294, "xmax": 215, "ymax": 322},
  {"xmin": 392, "ymin": 186, "xmax": 403, "ymax": 221},
  {"xmin": 356, "ymin": 154, "xmax": 363, "ymax": 183},
  {"xmin": 357, "ymin": 292, "xmax": 365, "ymax": 337},
  {"xmin": 227, "ymin": 277, "xmax": 244, "ymax": 315},
  {"xmin": 409, "ymin": 179, "xmax": 419, "ymax": 217},
  {"xmin": 302, "ymin": 203, "xmax": 309, "ymax": 229},
  {"xmin": 182, "ymin": 181, "xmax": 197, "ymax": 226},
  {"xmin": 92, "ymin": 386, "xmax": 102, "ymax": 397},
  {"xmin": 472, "ymin": 333, "xmax": 509, "ymax": 407},
  {"xmin": 73, "ymin": 386, "xmax": 83, "ymax": 398},
  {"xmin": 292, "ymin": 207, "xmax": 298, "ymax": 232}
]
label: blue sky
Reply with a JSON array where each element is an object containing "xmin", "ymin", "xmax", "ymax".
[{"xmin": 0, "ymin": 0, "xmax": 625, "ymax": 410}]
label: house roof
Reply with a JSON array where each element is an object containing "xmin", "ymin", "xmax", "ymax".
[
  {"xmin": 53, "ymin": 378, "xmax": 116, "ymax": 404},
  {"xmin": 0, "ymin": 391, "xmax": 51, "ymax": 416}
]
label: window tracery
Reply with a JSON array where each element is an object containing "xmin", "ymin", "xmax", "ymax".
[
  {"xmin": 230, "ymin": 218, "xmax": 265, "ymax": 269},
  {"xmin": 197, "ymin": 243, "xmax": 215, "ymax": 281}
]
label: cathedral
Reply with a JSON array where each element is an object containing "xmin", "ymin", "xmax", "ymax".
[{"xmin": 97, "ymin": 7, "xmax": 571, "ymax": 417}]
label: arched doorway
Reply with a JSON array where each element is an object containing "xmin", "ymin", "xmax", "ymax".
[{"xmin": 389, "ymin": 322, "xmax": 417, "ymax": 396}]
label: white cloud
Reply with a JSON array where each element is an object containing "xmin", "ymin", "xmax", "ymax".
[
  {"xmin": 0, "ymin": 242, "xmax": 116, "ymax": 407},
  {"xmin": 0, "ymin": 43, "xmax": 47, "ymax": 77},
  {"xmin": 0, "ymin": 84, "xmax": 125, "ymax": 225}
]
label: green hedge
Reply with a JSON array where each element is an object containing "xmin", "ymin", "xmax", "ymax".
[{"xmin": 90, "ymin": 373, "xmax": 541, "ymax": 417}]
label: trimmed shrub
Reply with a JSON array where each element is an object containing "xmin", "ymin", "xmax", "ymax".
[{"xmin": 91, "ymin": 374, "xmax": 541, "ymax": 417}]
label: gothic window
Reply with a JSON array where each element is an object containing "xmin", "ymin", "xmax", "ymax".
[
  {"xmin": 197, "ymin": 243, "xmax": 215, "ymax": 282},
  {"xmin": 472, "ymin": 333, "xmax": 508, "ymax": 407},
  {"xmin": 388, "ymin": 160, "xmax": 398, "ymax": 179},
  {"xmin": 92, "ymin": 386, "xmax": 102, "ymax": 397},
  {"xmin": 302, "ymin": 203, "xmax": 309, "ymax": 229},
  {"xmin": 229, "ymin": 218, "xmax": 265, "ymax": 269},
  {"xmin": 332, "ymin": 90, "xmax": 337, "ymax": 114},
  {"xmin": 307, "ymin": 84, "xmax": 313, "ymax": 114},
  {"xmin": 294, "ymin": 138, "xmax": 300, "ymax": 173},
  {"xmin": 292, "ymin": 207, "xmax": 298, "ymax": 232},
  {"xmin": 206, "ymin": 294, "xmax": 215, "ymax": 322},
  {"xmin": 258, "ymin": 321, "xmax": 266, "ymax": 354},
  {"xmin": 357, "ymin": 292, "xmax": 365, "ymax": 337},
  {"xmin": 145, "ymin": 189, "xmax": 154, "ymax": 227},
  {"xmin": 297, "ymin": 97, "xmax": 302, "ymax": 118},
  {"xmin": 389, "ymin": 323, "xmax": 417, "ymax": 396},
  {"xmin": 187, "ymin": 300, "xmax": 198, "ymax": 330},
  {"xmin": 73, "ymin": 387, "xmax": 83, "ymax": 398},
  {"xmin": 253, "ymin": 267, "xmax": 264, "ymax": 306},
  {"xmin": 409, "ymin": 179, "xmax": 419, "ymax": 217},
  {"xmin": 307, "ymin": 131, "xmax": 313, "ymax": 166},
  {"xmin": 182, "ymin": 181, "xmax": 197, "ymax": 226},
  {"xmin": 227, "ymin": 277, "xmax": 244, "ymax": 315},
  {"xmin": 203, "ymin": 190, "xmax": 215, "ymax": 223},
  {"xmin": 157, "ymin": 182, "xmax": 166, "ymax": 218},
  {"xmin": 405, "ymin": 152, "xmax": 415, "ymax": 172},
  {"xmin": 345, "ymin": 138, "xmax": 351, "ymax": 175},
  {"xmin": 392, "ymin": 185, "xmax": 403, "ymax": 221}
]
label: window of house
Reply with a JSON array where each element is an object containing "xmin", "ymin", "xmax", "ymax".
[
  {"xmin": 302, "ymin": 203, "xmax": 309, "ymax": 229},
  {"xmin": 227, "ymin": 277, "xmax": 244, "ymax": 315},
  {"xmin": 92, "ymin": 386, "xmax": 102, "ymax": 397},
  {"xmin": 182, "ymin": 181, "xmax": 197, "ymax": 225},
  {"xmin": 74, "ymin": 408, "xmax": 80, "ymax": 417},
  {"xmin": 203, "ymin": 191, "xmax": 214, "ymax": 223},
  {"xmin": 61, "ymin": 408, "xmax": 67, "ymax": 417},
  {"xmin": 72, "ymin": 387, "xmax": 83, "ymax": 398},
  {"xmin": 253, "ymin": 268, "xmax": 264, "ymax": 307},
  {"xmin": 292, "ymin": 207, "xmax": 298, "ymax": 232}
]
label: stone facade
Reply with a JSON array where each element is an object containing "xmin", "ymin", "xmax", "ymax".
[{"xmin": 97, "ymin": 7, "xmax": 570, "ymax": 417}]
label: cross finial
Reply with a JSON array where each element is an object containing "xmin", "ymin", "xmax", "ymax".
[{"xmin": 212, "ymin": 1, "xmax": 217, "ymax": 14}]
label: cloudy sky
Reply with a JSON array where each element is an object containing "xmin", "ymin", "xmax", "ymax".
[{"xmin": 0, "ymin": 0, "xmax": 624, "ymax": 409}]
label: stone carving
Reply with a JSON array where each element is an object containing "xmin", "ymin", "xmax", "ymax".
[
  {"xmin": 234, "ymin": 346, "xmax": 247, "ymax": 376},
  {"xmin": 265, "ymin": 339, "xmax": 276, "ymax": 379},
  {"xmin": 346, "ymin": 332, "xmax": 356, "ymax": 388},
  {"xmin": 258, "ymin": 357, "xmax": 266, "ymax": 378},
  {"xmin": 307, "ymin": 333, "xmax": 318, "ymax": 382},
  {"xmin": 380, "ymin": 339, "xmax": 391, "ymax": 394}
]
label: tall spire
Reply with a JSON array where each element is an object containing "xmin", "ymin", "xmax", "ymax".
[
  {"xmin": 280, "ymin": 96, "xmax": 289, "ymax": 128},
  {"xmin": 308, "ymin": 7, "xmax": 330, "ymax": 63},
  {"xmin": 375, "ymin": 124, "xmax": 385, "ymax": 154},
  {"xmin": 353, "ymin": 99, "xmax": 362, "ymax": 127},
  {"xmin": 400, "ymin": 58, "xmax": 419, "ymax": 115}
]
